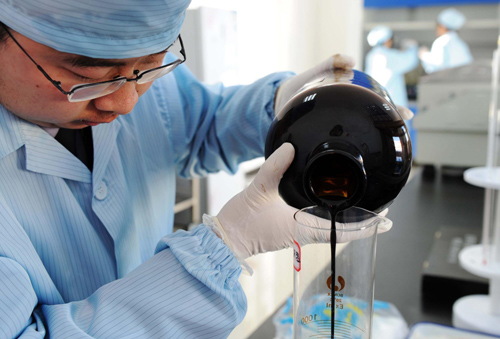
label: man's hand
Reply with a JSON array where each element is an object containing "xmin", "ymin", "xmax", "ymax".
[{"xmin": 206, "ymin": 143, "xmax": 391, "ymax": 259}]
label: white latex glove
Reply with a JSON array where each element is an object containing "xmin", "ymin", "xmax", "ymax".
[
  {"xmin": 275, "ymin": 54, "xmax": 356, "ymax": 114},
  {"xmin": 396, "ymin": 105, "xmax": 414, "ymax": 120},
  {"xmin": 418, "ymin": 46, "xmax": 430, "ymax": 59},
  {"xmin": 206, "ymin": 143, "xmax": 392, "ymax": 260}
]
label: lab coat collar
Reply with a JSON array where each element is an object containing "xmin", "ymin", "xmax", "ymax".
[
  {"xmin": 444, "ymin": 31, "xmax": 458, "ymax": 38},
  {"xmin": 0, "ymin": 105, "xmax": 92, "ymax": 182},
  {"xmin": 23, "ymin": 123, "xmax": 93, "ymax": 183},
  {"xmin": 436, "ymin": 31, "xmax": 457, "ymax": 45},
  {"xmin": 0, "ymin": 105, "xmax": 25, "ymax": 160},
  {"xmin": 0, "ymin": 104, "xmax": 121, "ymax": 184}
]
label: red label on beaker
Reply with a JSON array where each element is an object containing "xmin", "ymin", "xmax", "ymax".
[{"xmin": 293, "ymin": 239, "xmax": 301, "ymax": 272}]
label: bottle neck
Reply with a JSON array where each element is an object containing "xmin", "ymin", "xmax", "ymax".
[{"xmin": 303, "ymin": 149, "xmax": 367, "ymax": 209}]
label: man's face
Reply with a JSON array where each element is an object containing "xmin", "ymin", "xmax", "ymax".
[
  {"xmin": 0, "ymin": 30, "xmax": 168, "ymax": 129},
  {"xmin": 383, "ymin": 38, "xmax": 393, "ymax": 49},
  {"xmin": 436, "ymin": 24, "xmax": 448, "ymax": 37}
]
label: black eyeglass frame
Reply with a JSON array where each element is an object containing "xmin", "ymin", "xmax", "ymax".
[{"xmin": 0, "ymin": 23, "xmax": 186, "ymax": 98}]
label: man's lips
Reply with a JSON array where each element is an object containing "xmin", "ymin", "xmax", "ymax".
[
  {"xmin": 80, "ymin": 114, "xmax": 118, "ymax": 126},
  {"xmin": 81, "ymin": 120, "xmax": 101, "ymax": 126}
]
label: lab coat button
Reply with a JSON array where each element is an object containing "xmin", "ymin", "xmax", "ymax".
[{"xmin": 95, "ymin": 182, "xmax": 108, "ymax": 200}]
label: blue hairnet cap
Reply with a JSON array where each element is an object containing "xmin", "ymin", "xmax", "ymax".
[
  {"xmin": 367, "ymin": 26, "xmax": 393, "ymax": 47},
  {"xmin": 437, "ymin": 8, "xmax": 466, "ymax": 31},
  {"xmin": 0, "ymin": 0, "xmax": 191, "ymax": 59}
]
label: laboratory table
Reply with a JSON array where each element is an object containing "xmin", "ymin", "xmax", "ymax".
[{"xmin": 248, "ymin": 167, "xmax": 485, "ymax": 338}]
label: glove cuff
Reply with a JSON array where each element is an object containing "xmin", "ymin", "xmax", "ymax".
[{"xmin": 203, "ymin": 214, "xmax": 254, "ymax": 276}]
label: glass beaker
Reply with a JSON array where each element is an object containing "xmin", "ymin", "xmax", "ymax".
[{"xmin": 293, "ymin": 206, "xmax": 390, "ymax": 339}]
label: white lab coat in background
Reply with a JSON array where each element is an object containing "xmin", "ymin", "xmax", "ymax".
[
  {"xmin": 365, "ymin": 44, "xmax": 419, "ymax": 107},
  {"xmin": 420, "ymin": 31, "xmax": 473, "ymax": 74}
]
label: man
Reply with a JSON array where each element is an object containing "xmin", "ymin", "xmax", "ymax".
[
  {"xmin": 0, "ymin": 1, "xmax": 369, "ymax": 338},
  {"xmin": 365, "ymin": 25, "xmax": 419, "ymax": 107},
  {"xmin": 420, "ymin": 7, "xmax": 473, "ymax": 74}
]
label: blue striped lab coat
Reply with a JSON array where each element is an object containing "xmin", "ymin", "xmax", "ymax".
[{"xmin": 0, "ymin": 57, "xmax": 292, "ymax": 338}]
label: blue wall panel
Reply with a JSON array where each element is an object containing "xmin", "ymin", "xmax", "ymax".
[{"xmin": 365, "ymin": 0, "xmax": 499, "ymax": 8}]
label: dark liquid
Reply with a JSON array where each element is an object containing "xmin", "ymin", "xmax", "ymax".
[
  {"xmin": 329, "ymin": 207, "xmax": 338, "ymax": 339},
  {"xmin": 326, "ymin": 204, "xmax": 349, "ymax": 339},
  {"xmin": 310, "ymin": 161, "xmax": 359, "ymax": 338},
  {"xmin": 315, "ymin": 199, "xmax": 352, "ymax": 339}
]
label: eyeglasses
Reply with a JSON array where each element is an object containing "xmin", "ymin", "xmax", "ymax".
[{"xmin": 1, "ymin": 23, "xmax": 186, "ymax": 102}]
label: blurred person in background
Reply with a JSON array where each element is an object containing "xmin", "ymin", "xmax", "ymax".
[
  {"xmin": 365, "ymin": 26, "xmax": 419, "ymax": 107},
  {"xmin": 419, "ymin": 7, "xmax": 473, "ymax": 73}
]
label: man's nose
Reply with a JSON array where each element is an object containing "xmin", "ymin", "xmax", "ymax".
[{"xmin": 92, "ymin": 81, "xmax": 139, "ymax": 115}]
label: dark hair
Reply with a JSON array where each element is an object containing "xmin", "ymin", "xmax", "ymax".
[{"xmin": 0, "ymin": 22, "xmax": 8, "ymax": 46}]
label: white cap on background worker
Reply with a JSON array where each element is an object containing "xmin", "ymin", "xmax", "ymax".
[
  {"xmin": 437, "ymin": 8, "xmax": 466, "ymax": 31},
  {"xmin": 367, "ymin": 26, "xmax": 393, "ymax": 47}
]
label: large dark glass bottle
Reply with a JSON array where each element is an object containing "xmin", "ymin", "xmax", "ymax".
[{"xmin": 265, "ymin": 69, "xmax": 412, "ymax": 213}]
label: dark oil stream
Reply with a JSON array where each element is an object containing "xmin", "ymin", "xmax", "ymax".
[{"xmin": 309, "ymin": 155, "xmax": 360, "ymax": 339}]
